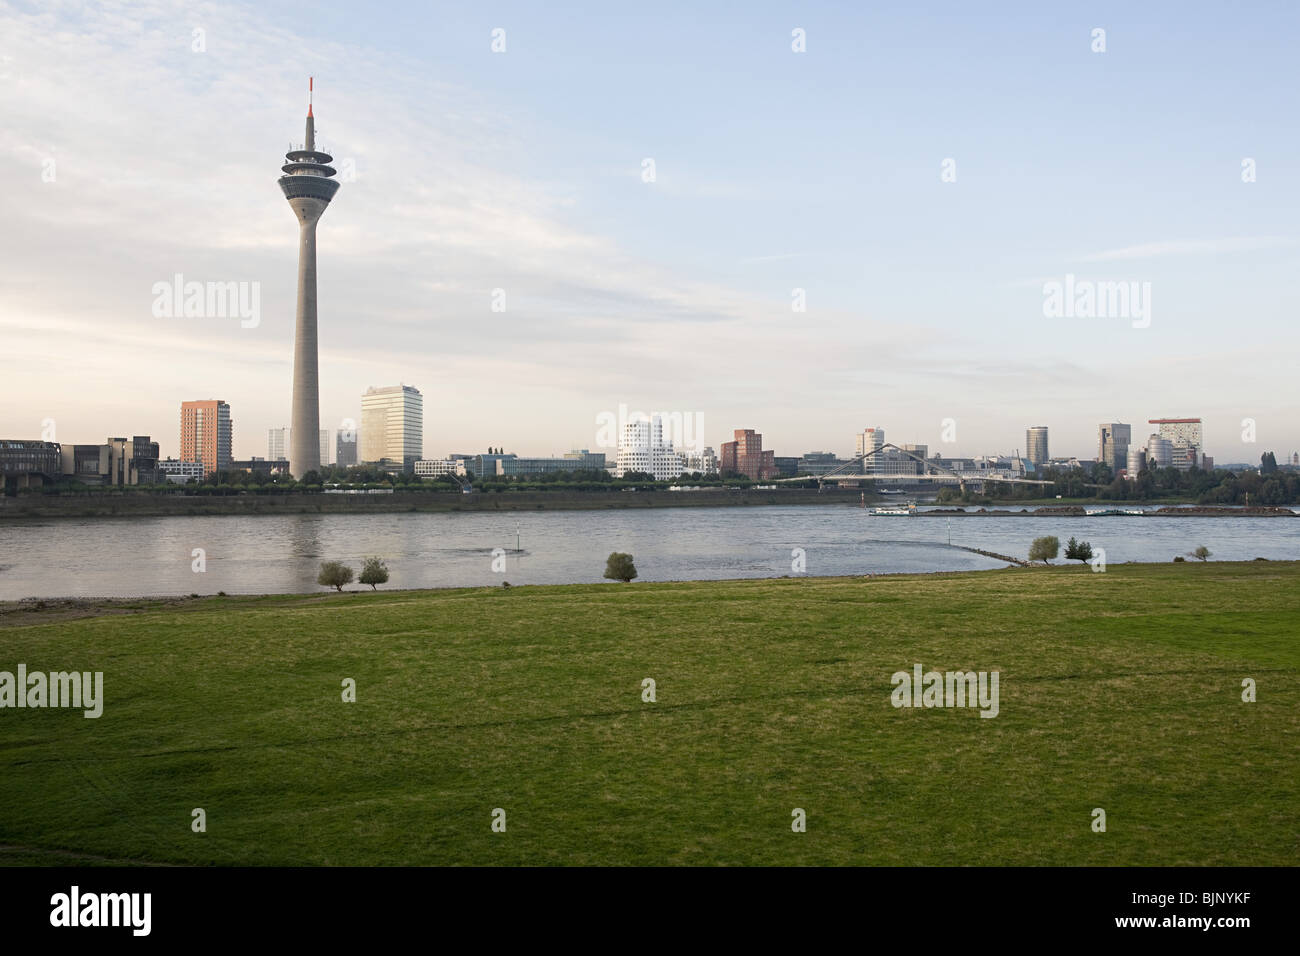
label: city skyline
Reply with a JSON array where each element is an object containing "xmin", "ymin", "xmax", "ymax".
[
  {"xmin": 12, "ymin": 398, "xmax": 1292, "ymax": 470},
  {"xmin": 3, "ymin": 2, "xmax": 1298, "ymax": 461}
]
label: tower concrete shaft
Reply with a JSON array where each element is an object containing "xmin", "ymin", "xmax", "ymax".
[{"xmin": 279, "ymin": 82, "xmax": 340, "ymax": 478}]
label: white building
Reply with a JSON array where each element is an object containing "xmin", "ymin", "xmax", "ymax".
[
  {"xmin": 1150, "ymin": 418, "xmax": 1202, "ymax": 448},
  {"xmin": 855, "ymin": 427, "xmax": 885, "ymax": 474},
  {"xmin": 319, "ymin": 429, "xmax": 332, "ymax": 467},
  {"xmin": 615, "ymin": 416, "xmax": 683, "ymax": 480},
  {"xmin": 159, "ymin": 458, "xmax": 205, "ymax": 484},
  {"xmin": 680, "ymin": 446, "xmax": 719, "ymax": 475},
  {"xmin": 268, "ymin": 427, "xmax": 288, "ymax": 461},
  {"xmin": 1150, "ymin": 419, "xmax": 1202, "ymax": 471},
  {"xmin": 414, "ymin": 459, "xmax": 467, "ymax": 478}
]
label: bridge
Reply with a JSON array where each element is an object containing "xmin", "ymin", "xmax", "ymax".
[{"xmin": 772, "ymin": 443, "xmax": 1088, "ymax": 493}]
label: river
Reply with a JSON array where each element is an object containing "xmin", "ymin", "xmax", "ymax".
[{"xmin": 0, "ymin": 505, "xmax": 1297, "ymax": 599}]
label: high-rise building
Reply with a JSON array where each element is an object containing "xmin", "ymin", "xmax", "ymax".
[
  {"xmin": 180, "ymin": 400, "xmax": 232, "ymax": 477},
  {"xmin": 1097, "ymin": 423, "xmax": 1131, "ymax": 472},
  {"xmin": 719, "ymin": 428, "xmax": 776, "ymax": 481},
  {"xmin": 1150, "ymin": 419, "xmax": 1203, "ymax": 472},
  {"xmin": 336, "ymin": 432, "xmax": 357, "ymax": 467},
  {"xmin": 1025, "ymin": 426, "xmax": 1050, "ymax": 468},
  {"xmin": 319, "ymin": 428, "xmax": 331, "ymax": 467},
  {"xmin": 360, "ymin": 385, "xmax": 423, "ymax": 469},
  {"xmin": 280, "ymin": 78, "xmax": 342, "ymax": 478},
  {"xmin": 1150, "ymin": 418, "xmax": 1202, "ymax": 449},
  {"xmin": 268, "ymin": 427, "xmax": 288, "ymax": 461},
  {"xmin": 855, "ymin": 427, "xmax": 884, "ymax": 474},
  {"xmin": 615, "ymin": 416, "xmax": 683, "ymax": 480}
]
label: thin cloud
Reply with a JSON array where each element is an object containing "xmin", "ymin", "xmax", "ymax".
[{"xmin": 1077, "ymin": 237, "xmax": 1296, "ymax": 262}]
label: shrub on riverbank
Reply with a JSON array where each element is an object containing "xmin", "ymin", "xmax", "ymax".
[
  {"xmin": 318, "ymin": 561, "xmax": 354, "ymax": 592},
  {"xmin": 604, "ymin": 552, "xmax": 638, "ymax": 582}
]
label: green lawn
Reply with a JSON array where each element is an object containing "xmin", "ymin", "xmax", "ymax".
[{"xmin": 1, "ymin": 562, "xmax": 1297, "ymax": 866}]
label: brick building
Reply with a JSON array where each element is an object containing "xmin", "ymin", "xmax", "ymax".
[{"xmin": 719, "ymin": 429, "xmax": 777, "ymax": 480}]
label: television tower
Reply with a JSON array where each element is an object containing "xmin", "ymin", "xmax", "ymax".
[{"xmin": 279, "ymin": 77, "xmax": 340, "ymax": 478}]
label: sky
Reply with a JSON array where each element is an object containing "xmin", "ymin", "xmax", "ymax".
[{"xmin": 2, "ymin": 0, "xmax": 1297, "ymax": 464}]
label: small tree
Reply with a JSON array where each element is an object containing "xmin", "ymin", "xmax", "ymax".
[
  {"xmin": 604, "ymin": 552, "xmax": 638, "ymax": 583},
  {"xmin": 1064, "ymin": 537, "xmax": 1094, "ymax": 565},
  {"xmin": 1028, "ymin": 535, "xmax": 1060, "ymax": 565},
  {"xmin": 359, "ymin": 556, "xmax": 389, "ymax": 590},
  {"xmin": 318, "ymin": 560, "xmax": 354, "ymax": 592},
  {"xmin": 1190, "ymin": 545, "xmax": 1212, "ymax": 562}
]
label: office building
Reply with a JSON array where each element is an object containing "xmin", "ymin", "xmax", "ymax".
[
  {"xmin": 1097, "ymin": 423, "xmax": 1131, "ymax": 472},
  {"xmin": 856, "ymin": 427, "xmax": 885, "ymax": 473},
  {"xmin": 1171, "ymin": 442, "xmax": 1199, "ymax": 471},
  {"xmin": 268, "ymin": 427, "xmax": 289, "ymax": 461},
  {"xmin": 563, "ymin": 449, "xmax": 609, "ymax": 472},
  {"xmin": 231, "ymin": 459, "xmax": 290, "ymax": 476},
  {"xmin": 680, "ymin": 447, "xmax": 719, "ymax": 475},
  {"xmin": 799, "ymin": 451, "xmax": 851, "ymax": 476},
  {"xmin": 1150, "ymin": 418, "xmax": 1202, "ymax": 450},
  {"xmin": 1025, "ymin": 427, "xmax": 1049, "ymax": 468},
  {"xmin": 414, "ymin": 459, "xmax": 467, "ymax": 478},
  {"xmin": 180, "ymin": 400, "xmax": 232, "ymax": 477},
  {"xmin": 1126, "ymin": 446, "xmax": 1146, "ymax": 477},
  {"xmin": 159, "ymin": 458, "xmax": 206, "ymax": 484},
  {"xmin": 1146, "ymin": 434, "xmax": 1173, "ymax": 469},
  {"xmin": 336, "ymin": 432, "xmax": 357, "ymax": 467},
  {"xmin": 719, "ymin": 428, "xmax": 776, "ymax": 481},
  {"xmin": 1150, "ymin": 418, "xmax": 1203, "ymax": 472},
  {"xmin": 319, "ymin": 428, "xmax": 331, "ymax": 467},
  {"xmin": 59, "ymin": 436, "xmax": 159, "ymax": 486},
  {"xmin": 360, "ymin": 385, "xmax": 423, "ymax": 470},
  {"xmin": 0, "ymin": 440, "xmax": 63, "ymax": 491}
]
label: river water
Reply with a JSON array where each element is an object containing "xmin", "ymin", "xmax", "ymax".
[{"xmin": 0, "ymin": 505, "xmax": 1297, "ymax": 599}]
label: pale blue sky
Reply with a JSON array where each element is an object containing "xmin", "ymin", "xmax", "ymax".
[{"xmin": 2, "ymin": 0, "xmax": 1296, "ymax": 462}]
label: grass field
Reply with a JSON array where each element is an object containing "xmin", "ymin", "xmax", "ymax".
[{"xmin": 1, "ymin": 562, "xmax": 1297, "ymax": 866}]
